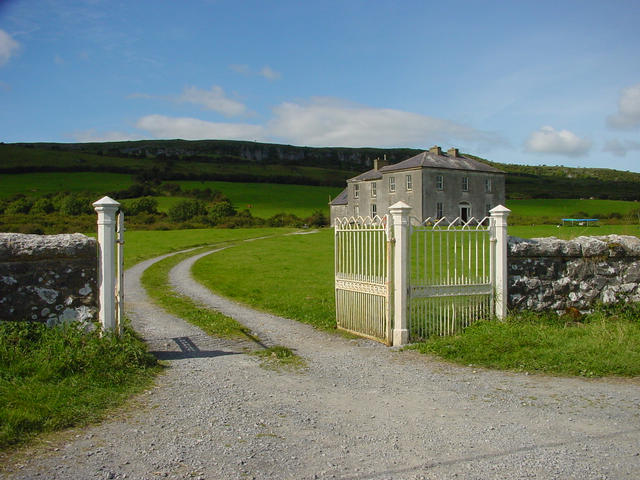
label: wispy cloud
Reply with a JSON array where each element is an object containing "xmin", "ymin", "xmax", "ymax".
[
  {"xmin": 230, "ymin": 63, "xmax": 282, "ymax": 81},
  {"xmin": 136, "ymin": 114, "xmax": 265, "ymax": 140},
  {"xmin": 177, "ymin": 85, "xmax": 247, "ymax": 117},
  {"xmin": 0, "ymin": 29, "xmax": 20, "ymax": 66},
  {"xmin": 607, "ymin": 83, "xmax": 640, "ymax": 129},
  {"xmin": 259, "ymin": 65, "xmax": 281, "ymax": 80},
  {"xmin": 268, "ymin": 98, "xmax": 504, "ymax": 148},
  {"xmin": 603, "ymin": 138, "xmax": 640, "ymax": 157},
  {"xmin": 524, "ymin": 126, "xmax": 591, "ymax": 157}
]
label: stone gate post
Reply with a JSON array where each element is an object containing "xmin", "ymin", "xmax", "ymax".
[
  {"xmin": 389, "ymin": 201, "xmax": 412, "ymax": 346},
  {"xmin": 490, "ymin": 205, "xmax": 511, "ymax": 320},
  {"xmin": 93, "ymin": 196, "xmax": 121, "ymax": 332}
]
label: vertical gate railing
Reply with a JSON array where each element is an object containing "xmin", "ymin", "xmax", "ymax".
[
  {"xmin": 115, "ymin": 210, "xmax": 125, "ymax": 335},
  {"xmin": 334, "ymin": 202, "xmax": 510, "ymax": 346},
  {"xmin": 408, "ymin": 216, "xmax": 493, "ymax": 340},
  {"xmin": 334, "ymin": 215, "xmax": 392, "ymax": 344}
]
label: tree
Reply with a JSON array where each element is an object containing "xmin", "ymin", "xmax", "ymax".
[{"xmin": 168, "ymin": 199, "xmax": 207, "ymax": 222}]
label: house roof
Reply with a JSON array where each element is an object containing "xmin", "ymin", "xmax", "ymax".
[
  {"xmin": 329, "ymin": 188, "xmax": 348, "ymax": 206},
  {"xmin": 379, "ymin": 151, "xmax": 504, "ymax": 174},
  {"xmin": 347, "ymin": 168, "xmax": 383, "ymax": 182}
]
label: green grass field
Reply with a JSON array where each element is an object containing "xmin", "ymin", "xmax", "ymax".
[
  {"xmin": 0, "ymin": 172, "xmax": 134, "ymax": 199},
  {"xmin": 506, "ymin": 198, "xmax": 640, "ymax": 218}
]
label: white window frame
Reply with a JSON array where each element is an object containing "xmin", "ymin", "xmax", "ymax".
[
  {"xmin": 406, "ymin": 174, "xmax": 412, "ymax": 191},
  {"xmin": 371, "ymin": 182, "xmax": 377, "ymax": 198},
  {"xmin": 389, "ymin": 176, "xmax": 396, "ymax": 193},
  {"xmin": 436, "ymin": 175, "xmax": 444, "ymax": 190},
  {"xmin": 371, "ymin": 203, "xmax": 377, "ymax": 217},
  {"xmin": 354, "ymin": 183, "xmax": 359, "ymax": 199},
  {"xmin": 462, "ymin": 176, "xmax": 469, "ymax": 192},
  {"xmin": 354, "ymin": 205, "xmax": 360, "ymax": 217},
  {"xmin": 436, "ymin": 202, "xmax": 443, "ymax": 219},
  {"xmin": 485, "ymin": 178, "xmax": 491, "ymax": 193}
]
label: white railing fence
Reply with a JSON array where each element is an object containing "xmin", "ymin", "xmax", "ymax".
[
  {"xmin": 93, "ymin": 196, "xmax": 124, "ymax": 335},
  {"xmin": 334, "ymin": 202, "xmax": 510, "ymax": 346}
]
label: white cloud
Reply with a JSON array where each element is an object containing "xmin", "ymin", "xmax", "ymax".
[
  {"xmin": 607, "ymin": 83, "xmax": 640, "ymax": 129},
  {"xmin": 71, "ymin": 129, "xmax": 142, "ymax": 142},
  {"xmin": 136, "ymin": 114, "xmax": 265, "ymax": 140},
  {"xmin": 524, "ymin": 126, "xmax": 591, "ymax": 157},
  {"xmin": 259, "ymin": 65, "xmax": 281, "ymax": 80},
  {"xmin": 603, "ymin": 138, "xmax": 640, "ymax": 156},
  {"xmin": 177, "ymin": 85, "xmax": 246, "ymax": 117},
  {"xmin": 267, "ymin": 97, "xmax": 503, "ymax": 148},
  {"xmin": 230, "ymin": 63, "xmax": 282, "ymax": 80},
  {"xmin": 0, "ymin": 29, "xmax": 20, "ymax": 66}
]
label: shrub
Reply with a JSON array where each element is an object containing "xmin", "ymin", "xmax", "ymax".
[
  {"xmin": 208, "ymin": 200, "xmax": 237, "ymax": 225},
  {"xmin": 127, "ymin": 197, "xmax": 159, "ymax": 215},
  {"xmin": 5, "ymin": 198, "xmax": 33, "ymax": 214},
  {"xmin": 306, "ymin": 209, "xmax": 328, "ymax": 227},
  {"xmin": 168, "ymin": 199, "xmax": 208, "ymax": 222},
  {"xmin": 61, "ymin": 196, "xmax": 92, "ymax": 216},
  {"xmin": 31, "ymin": 197, "xmax": 56, "ymax": 215}
]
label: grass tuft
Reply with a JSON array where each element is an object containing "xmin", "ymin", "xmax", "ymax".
[
  {"xmin": 0, "ymin": 320, "xmax": 159, "ymax": 449},
  {"xmin": 251, "ymin": 346, "xmax": 306, "ymax": 371},
  {"xmin": 408, "ymin": 304, "xmax": 640, "ymax": 377}
]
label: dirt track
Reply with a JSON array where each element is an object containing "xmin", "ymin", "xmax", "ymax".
[{"xmin": 2, "ymin": 246, "xmax": 640, "ymax": 480}]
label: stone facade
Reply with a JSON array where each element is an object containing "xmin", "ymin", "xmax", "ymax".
[
  {"xmin": 0, "ymin": 233, "xmax": 98, "ymax": 325},
  {"xmin": 508, "ymin": 234, "xmax": 640, "ymax": 312},
  {"xmin": 330, "ymin": 146, "xmax": 505, "ymax": 225}
]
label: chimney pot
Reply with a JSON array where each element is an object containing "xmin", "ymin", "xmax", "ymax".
[{"xmin": 448, "ymin": 147, "xmax": 459, "ymax": 157}]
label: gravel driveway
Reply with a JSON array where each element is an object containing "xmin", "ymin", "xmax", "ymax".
[{"xmin": 2, "ymin": 245, "xmax": 640, "ymax": 480}]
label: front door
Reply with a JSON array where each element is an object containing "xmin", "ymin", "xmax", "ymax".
[{"xmin": 459, "ymin": 203, "xmax": 470, "ymax": 222}]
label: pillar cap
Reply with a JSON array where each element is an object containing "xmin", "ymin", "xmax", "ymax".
[
  {"xmin": 489, "ymin": 204, "xmax": 511, "ymax": 215},
  {"xmin": 93, "ymin": 196, "xmax": 121, "ymax": 209},
  {"xmin": 389, "ymin": 201, "xmax": 412, "ymax": 212}
]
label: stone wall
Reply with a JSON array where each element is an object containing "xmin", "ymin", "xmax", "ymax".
[
  {"xmin": 0, "ymin": 233, "xmax": 98, "ymax": 325},
  {"xmin": 508, "ymin": 234, "xmax": 640, "ymax": 312}
]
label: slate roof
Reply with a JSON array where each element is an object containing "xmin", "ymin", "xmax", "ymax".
[
  {"xmin": 329, "ymin": 188, "xmax": 348, "ymax": 206},
  {"xmin": 347, "ymin": 168, "xmax": 383, "ymax": 182},
  {"xmin": 379, "ymin": 151, "xmax": 504, "ymax": 174}
]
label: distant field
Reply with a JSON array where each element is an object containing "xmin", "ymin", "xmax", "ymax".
[
  {"xmin": 506, "ymin": 198, "xmax": 639, "ymax": 221},
  {"xmin": 509, "ymin": 224, "xmax": 640, "ymax": 239},
  {"xmin": 0, "ymin": 172, "xmax": 134, "ymax": 199},
  {"xmin": 178, "ymin": 180, "xmax": 343, "ymax": 218}
]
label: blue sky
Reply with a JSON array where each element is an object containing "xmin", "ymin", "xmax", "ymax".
[{"xmin": 1, "ymin": 0, "xmax": 639, "ymax": 172}]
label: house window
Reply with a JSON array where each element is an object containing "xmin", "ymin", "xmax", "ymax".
[
  {"xmin": 436, "ymin": 202, "xmax": 443, "ymax": 219},
  {"xmin": 354, "ymin": 205, "xmax": 360, "ymax": 217},
  {"xmin": 436, "ymin": 175, "xmax": 444, "ymax": 190},
  {"xmin": 371, "ymin": 203, "xmax": 377, "ymax": 217},
  {"xmin": 406, "ymin": 174, "xmax": 412, "ymax": 191},
  {"xmin": 485, "ymin": 178, "xmax": 491, "ymax": 193},
  {"xmin": 462, "ymin": 176, "xmax": 469, "ymax": 192},
  {"xmin": 371, "ymin": 182, "xmax": 377, "ymax": 198},
  {"xmin": 389, "ymin": 176, "xmax": 396, "ymax": 192},
  {"xmin": 353, "ymin": 184, "xmax": 359, "ymax": 199},
  {"xmin": 486, "ymin": 203, "xmax": 492, "ymax": 217}
]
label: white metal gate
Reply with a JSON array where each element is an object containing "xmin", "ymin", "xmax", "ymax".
[
  {"xmin": 334, "ymin": 203, "xmax": 510, "ymax": 346},
  {"xmin": 408, "ymin": 216, "xmax": 493, "ymax": 341},
  {"xmin": 334, "ymin": 216, "xmax": 392, "ymax": 344}
]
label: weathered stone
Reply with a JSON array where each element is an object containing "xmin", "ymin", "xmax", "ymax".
[
  {"xmin": 623, "ymin": 261, "xmax": 640, "ymax": 283},
  {"xmin": 0, "ymin": 233, "xmax": 97, "ymax": 323},
  {"xmin": 574, "ymin": 236, "xmax": 608, "ymax": 257}
]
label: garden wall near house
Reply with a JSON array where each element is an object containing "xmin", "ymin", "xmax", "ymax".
[
  {"xmin": 508, "ymin": 234, "xmax": 640, "ymax": 312},
  {"xmin": 0, "ymin": 233, "xmax": 98, "ymax": 325}
]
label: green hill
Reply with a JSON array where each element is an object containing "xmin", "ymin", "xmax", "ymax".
[{"xmin": 2, "ymin": 140, "xmax": 640, "ymax": 200}]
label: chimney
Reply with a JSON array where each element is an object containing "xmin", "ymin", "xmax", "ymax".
[
  {"xmin": 429, "ymin": 145, "xmax": 442, "ymax": 155},
  {"xmin": 448, "ymin": 147, "xmax": 459, "ymax": 157},
  {"xmin": 374, "ymin": 157, "xmax": 379, "ymax": 170}
]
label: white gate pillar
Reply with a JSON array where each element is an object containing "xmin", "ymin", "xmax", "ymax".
[
  {"xmin": 93, "ymin": 196, "xmax": 121, "ymax": 332},
  {"xmin": 490, "ymin": 205, "xmax": 511, "ymax": 320},
  {"xmin": 389, "ymin": 201, "xmax": 412, "ymax": 346}
]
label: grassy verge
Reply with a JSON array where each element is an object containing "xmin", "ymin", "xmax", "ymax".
[
  {"xmin": 408, "ymin": 305, "xmax": 640, "ymax": 377},
  {"xmin": 141, "ymin": 247, "xmax": 249, "ymax": 338},
  {"xmin": 191, "ymin": 229, "xmax": 336, "ymax": 331},
  {"xmin": 251, "ymin": 346, "xmax": 307, "ymax": 371},
  {"xmin": 0, "ymin": 321, "xmax": 159, "ymax": 450},
  {"xmin": 124, "ymin": 227, "xmax": 293, "ymax": 267}
]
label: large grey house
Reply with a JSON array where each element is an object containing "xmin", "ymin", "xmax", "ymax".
[{"xmin": 330, "ymin": 146, "xmax": 505, "ymax": 224}]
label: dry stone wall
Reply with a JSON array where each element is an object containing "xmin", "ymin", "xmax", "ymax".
[
  {"xmin": 508, "ymin": 234, "xmax": 640, "ymax": 312},
  {"xmin": 0, "ymin": 233, "xmax": 98, "ymax": 325}
]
